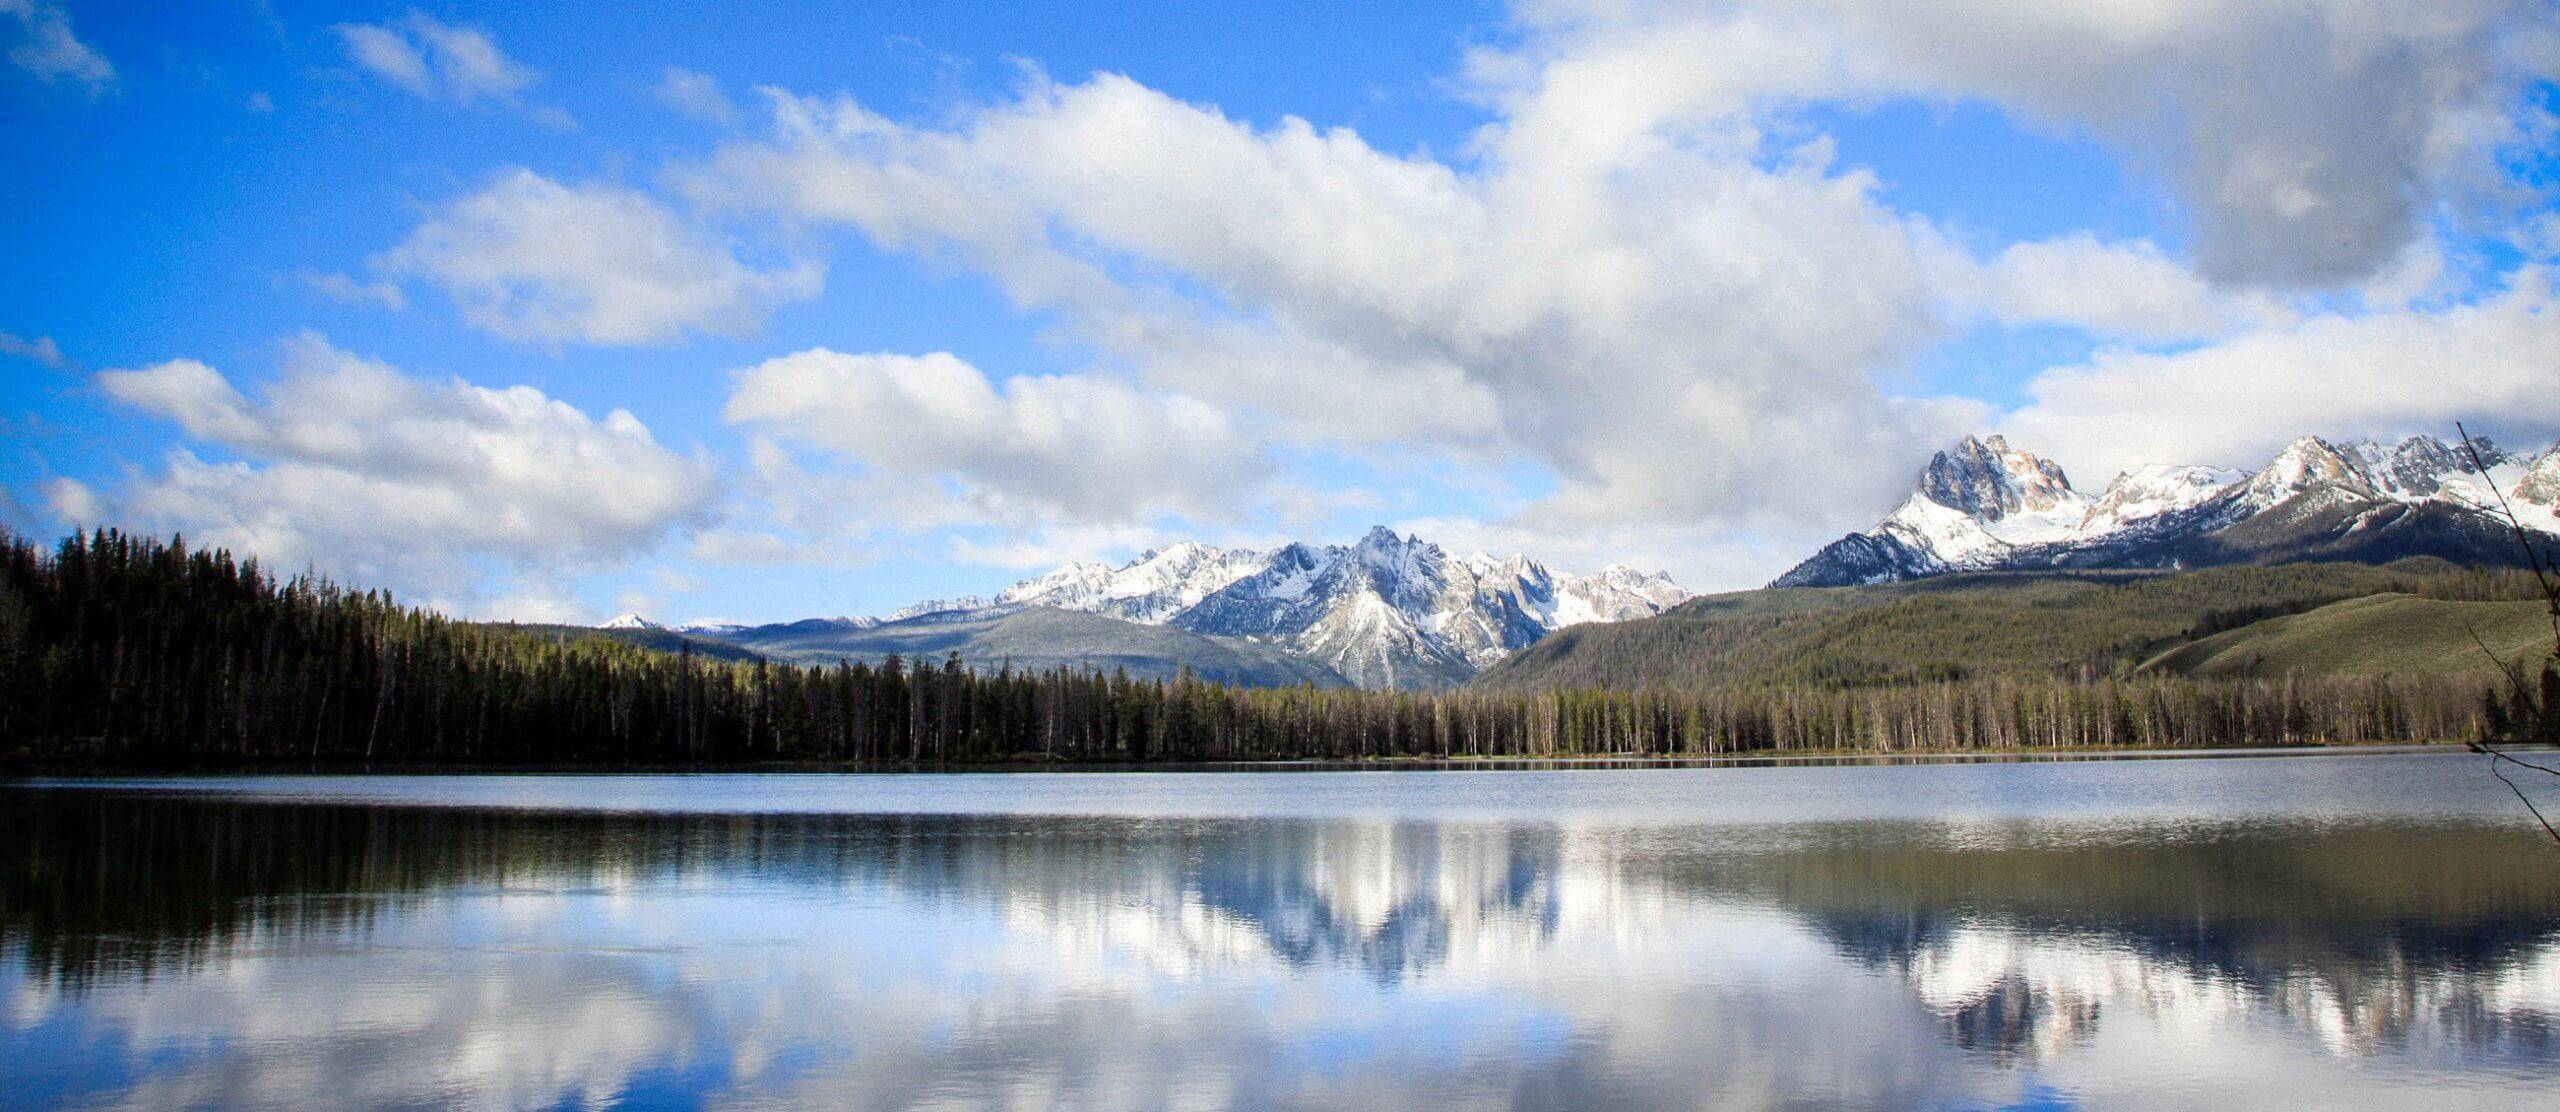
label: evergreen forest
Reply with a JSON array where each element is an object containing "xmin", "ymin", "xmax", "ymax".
[{"xmin": 4, "ymin": 529, "xmax": 2553, "ymax": 767}]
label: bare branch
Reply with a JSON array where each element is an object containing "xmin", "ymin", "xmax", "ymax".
[
  {"xmin": 2471, "ymin": 740, "xmax": 2560, "ymax": 844},
  {"xmin": 2449, "ymin": 423, "xmax": 2559, "ymax": 847}
]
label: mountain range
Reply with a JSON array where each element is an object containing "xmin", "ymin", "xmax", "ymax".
[
  {"xmin": 1774, "ymin": 433, "xmax": 2560, "ymax": 587},
  {"xmin": 598, "ymin": 430, "xmax": 2559, "ymax": 691},
  {"xmin": 613, "ymin": 528, "xmax": 1691, "ymax": 690}
]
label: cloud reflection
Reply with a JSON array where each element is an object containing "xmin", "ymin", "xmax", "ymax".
[{"xmin": 2, "ymin": 786, "xmax": 2555, "ymax": 1109}]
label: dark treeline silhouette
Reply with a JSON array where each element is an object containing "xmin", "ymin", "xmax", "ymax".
[{"xmin": 0, "ymin": 530, "xmax": 2519, "ymax": 765}]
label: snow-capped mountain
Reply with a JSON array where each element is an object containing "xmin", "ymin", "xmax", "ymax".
[
  {"xmin": 1777, "ymin": 432, "xmax": 2556, "ymax": 587},
  {"xmin": 880, "ymin": 526, "xmax": 1690, "ymax": 689},
  {"xmin": 599, "ymin": 612, "xmax": 664, "ymax": 631}
]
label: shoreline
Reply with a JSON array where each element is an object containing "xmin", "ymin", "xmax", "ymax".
[{"xmin": 7, "ymin": 739, "xmax": 2538, "ymax": 778}]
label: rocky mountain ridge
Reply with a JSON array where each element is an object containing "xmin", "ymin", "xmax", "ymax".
[
  {"xmin": 1776, "ymin": 433, "xmax": 2559, "ymax": 587},
  {"xmin": 628, "ymin": 527, "xmax": 1690, "ymax": 690}
]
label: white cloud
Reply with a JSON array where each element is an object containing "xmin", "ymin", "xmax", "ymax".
[
  {"xmin": 1925, "ymin": 232, "xmax": 2294, "ymax": 342},
  {"xmin": 0, "ymin": 0, "xmax": 112, "ymax": 92},
  {"xmin": 378, "ymin": 169, "xmax": 821, "ymax": 346},
  {"xmin": 65, "ymin": 333, "xmax": 718, "ymax": 617},
  {"xmin": 684, "ymin": 528, "xmax": 869, "ymax": 569},
  {"xmin": 301, "ymin": 270, "xmax": 408, "ymax": 310},
  {"xmin": 96, "ymin": 357, "xmax": 263, "ymax": 442},
  {"xmin": 667, "ymin": 1, "xmax": 2552, "ymax": 585},
  {"xmin": 1509, "ymin": 0, "xmax": 2560, "ymax": 289},
  {"xmin": 724, "ymin": 348, "xmax": 1274, "ymax": 532},
  {"xmin": 40, "ymin": 474, "xmax": 97, "ymax": 521},
  {"xmin": 652, "ymin": 66, "xmax": 736, "ymax": 124},
  {"xmin": 336, "ymin": 10, "xmax": 569, "ymax": 128},
  {"xmin": 0, "ymin": 329, "xmax": 66, "ymax": 368},
  {"xmin": 689, "ymin": 71, "xmax": 1960, "ymax": 553},
  {"xmin": 2003, "ymin": 264, "xmax": 2560, "ymax": 479}
]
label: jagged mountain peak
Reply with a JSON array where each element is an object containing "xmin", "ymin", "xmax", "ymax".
[
  {"xmin": 1918, "ymin": 433, "xmax": 2082, "ymax": 522},
  {"xmin": 600, "ymin": 612, "xmax": 661, "ymax": 631},
  {"xmin": 2347, "ymin": 433, "xmax": 2510, "ymax": 498},
  {"xmin": 858, "ymin": 525, "xmax": 1690, "ymax": 689},
  {"xmin": 2242, "ymin": 435, "xmax": 2378, "ymax": 510},
  {"xmin": 1778, "ymin": 429, "xmax": 2560, "ymax": 589}
]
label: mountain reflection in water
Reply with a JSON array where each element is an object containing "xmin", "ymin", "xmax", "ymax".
[{"xmin": 2, "ymin": 758, "xmax": 2556, "ymax": 1109}]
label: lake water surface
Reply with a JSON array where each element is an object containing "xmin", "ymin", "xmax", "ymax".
[{"xmin": 4, "ymin": 752, "xmax": 2557, "ymax": 1109}]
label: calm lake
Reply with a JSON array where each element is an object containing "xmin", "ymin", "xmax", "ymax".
[{"xmin": 4, "ymin": 752, "xmax": 2556, "ymax": 1109}]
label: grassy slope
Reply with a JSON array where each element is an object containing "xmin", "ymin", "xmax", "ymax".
[
  {"xmin": 2141, "ymin": 594, "xmax": 2554, "ymax": 680},
  {"xmin": 1471, "ymin": 560, "xmax": 2515, "ymax": 693}
]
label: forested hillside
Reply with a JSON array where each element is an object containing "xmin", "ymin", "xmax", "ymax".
[
  {"xmin": 1472, "ymin": 562, "xmax": 2547, "ymax": 692},
  {"xmin": 1, "ymin": 531, "xmax": 2549, "ymax": 766}
]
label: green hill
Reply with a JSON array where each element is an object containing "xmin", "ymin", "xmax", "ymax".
[
  {"xmin": 2142, "ymin": 593, "xmax": 2553, "ymax": 680},
  {"xmin": 1471, "ymin": 560, "xmax": 2544, "ymax": 693}
]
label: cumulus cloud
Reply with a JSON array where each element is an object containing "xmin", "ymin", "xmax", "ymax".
[
  {"xmin": 1917, "ymin": 0, "xmax": 2554, "ymax": 290},
  {"xmin": 689, "ymin": 70, "xmax": 1960, "ymax": 549},
  {"xmin": 724, "ymin": 348, "xmax": 1274, "ymax": 533},
  {"xmin": 665, "ymin": 1, "xmax": 2550, "ymax": 582},
  {"xmin": 0, "ymin": 329, "xmax": 67, "ymax": 368},
  {"xmin": 61, "ymin": 334, "xmax": 717, "ymax": 617},
  {"xmin": 1515, "ymin": 0, "xmax": 2558, "ymax": 289},
  {"xmin": 378, "ymin": 169, "xmax": 821, "ymax": 346},
  {"xmin": 2004, "ymin": 265, "xmax": 2560, "ymax": 479},
  {"xmin": 652, "ymin": 66, "xmax": 736, "ymax": 124},
  {"xmin": 336, "ymin": 10, "xmax": 569, "ymax": 128},
  {"xmin": 0, "ymin": 0, "xmax": 112, "ymax": 92}
]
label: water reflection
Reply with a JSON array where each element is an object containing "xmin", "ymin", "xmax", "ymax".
[{"xmin": 3, "ymin": 766, "xmax": 2558, "ymax": 1109}]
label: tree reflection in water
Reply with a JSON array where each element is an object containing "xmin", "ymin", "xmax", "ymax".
[{"xmin": 2, "ymin": 777, "xmax": 2556, "ymax": 1109}]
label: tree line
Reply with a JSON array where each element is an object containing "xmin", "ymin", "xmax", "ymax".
[{"xmin": 0, "ymin": 529, "xmax": 2537, "ymax": 767}]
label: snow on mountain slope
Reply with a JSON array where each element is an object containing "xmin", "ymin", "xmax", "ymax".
[
  {"xmin": 2237, "ymin": 436, "xmax": 2383, "ymax": 512},
  {"xmin": 2439, "ymin": 442, "xmax": 2560, "ymax": 538},
  {"xmin": 1159, "ymin": 526, "xmax": 1696, "ymax": 688},
  {"xmin": 1777, "ymin": 432, "xmax": 2557, "ymax": 588},
  {"xmin": 1776, "ymin": 436, "xmax": 2097, "ymax": 586},
  {"xmin": 1553, "ymin": 563, "xmax": 1690, "ymax": 628},
  {"xmin": 2347, "ymin": 434, "xmax": 2510, "ymax": 498},
  {"xmin": 2077, "ymin": 465, "xmax": 2248, "ymax": 537},
  {"xmin": 600, "ymin": 613, "xmax": 663, "ymax": 631}
]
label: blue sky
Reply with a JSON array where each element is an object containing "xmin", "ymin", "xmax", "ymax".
[{"xmin": 5, "ymin": 1, "xmax": 2557, "ymax": 623}]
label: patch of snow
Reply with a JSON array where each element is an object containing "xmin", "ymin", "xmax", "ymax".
[{"xmin": 2077, "ymin": 464, "xmax": 2246, "ymax": 536}]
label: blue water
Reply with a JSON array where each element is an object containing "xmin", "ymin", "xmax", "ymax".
[{"xmin": 3, "ymin": 751, "xmax": 2555, "ymax": 1109}]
